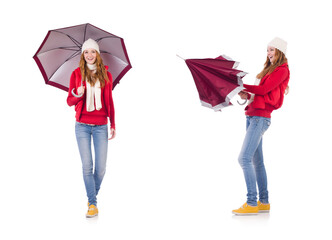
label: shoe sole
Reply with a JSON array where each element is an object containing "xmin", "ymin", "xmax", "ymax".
[
  {"xmin": 232, "ymin": 211, "xmax": 258, "ymax": 215},
  {"xmin": 258, "ymin": 210, "xmax": 270, "ymax": 213},
  {"xmin": 86, "ymin": 213, "xmax": 98, "ymax": 218}
]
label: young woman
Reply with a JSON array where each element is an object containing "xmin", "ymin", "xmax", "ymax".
[
  {"xmin": 67, "ymin": 38, "xmax": 116, "ymax": 218},
  {"xmin": 232, "ymin": 37, "xmax": 290, "ymax": 215}
]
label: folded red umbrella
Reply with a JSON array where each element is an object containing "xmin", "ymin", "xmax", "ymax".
[
  {"xmin": 33, "ymin": 23, "xmax": 131, "ymax": 91},
  {"xmin": 179, "ymin": 55, "xmax": 247, "ymax": 111}
]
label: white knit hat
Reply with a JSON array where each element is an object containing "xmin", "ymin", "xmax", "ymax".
[
  {"xmin": 81, "ymin": 38, "xmax": 100, "ymax": 53},
  {"xmin": 268, "ymin": 37, "xmax": 287, "ymax": 55}
]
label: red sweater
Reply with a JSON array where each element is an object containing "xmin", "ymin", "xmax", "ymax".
[
  {"xmin": 67, "ymin": 67, "xmax": 115, "ymax": 129},
  {"xmin": 244, "ymin": 63, "xmax": 290, "ymax": 118}
]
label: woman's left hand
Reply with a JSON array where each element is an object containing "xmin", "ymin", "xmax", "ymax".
[
  {"xmin": 109, "ymin": 128, "xmax": 116, "ymax": 140},
  {"xmin": 238, "ymin": 91, "xmax": 249, "ymax": 100}
]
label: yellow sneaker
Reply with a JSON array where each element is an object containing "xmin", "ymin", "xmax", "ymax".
[
  {"xmin": 258, "ymin": 201, "xmax": 270, "ymax": 213},
  {"xmin": 86, "ymin": 204, "xmax": 98, "ymax": 218},
  {"xmin": 232, "ymin": 203, "xmax": 258, "ymax": 215}
]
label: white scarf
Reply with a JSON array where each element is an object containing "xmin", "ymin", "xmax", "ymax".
[
  {"xmin": 247, "ymin": 78, "xmax": 261, "ymax": 105},
  {"xmin": 86, "ymin": 64, "xmax": 102, "ymax": 112}
]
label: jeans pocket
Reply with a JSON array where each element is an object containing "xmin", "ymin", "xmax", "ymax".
[
  {"xmin": 75, "ymin": 121, "xmax": 84, "ymax": 126},
  {"xmin": 263, "ymin": 119, "xmax": 271, "ymax": 132}
]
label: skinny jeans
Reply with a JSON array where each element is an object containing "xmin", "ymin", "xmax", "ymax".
[
  {"xmin": 75, "ymin": 122, "xmax": 108, "ymax": 206},
  {"xmin": 238, "ymin": 116, "xmax": 271, "ymax": 206}
]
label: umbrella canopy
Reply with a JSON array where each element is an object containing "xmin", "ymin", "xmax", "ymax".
[
  {"xmin": 33, "ymin": 23, "xmax": 131, "ymax": 91},
  {"xmin": 181, "ymin": 55, "xmax": 247, "ymax": 111}
]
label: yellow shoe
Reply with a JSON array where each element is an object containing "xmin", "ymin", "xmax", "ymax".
[
  {"xmin": 258, "ymin": 201, "xmax": 270, "ymax": 213},
  {"xmin": 86, "ymin": 204, "xmax": 98, "ymax": 218},
  {"xmin": 232, "ymin": 203, "xmax": 258, "ymax": 215}
]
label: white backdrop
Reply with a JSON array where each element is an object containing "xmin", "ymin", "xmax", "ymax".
[{"xmin": 1, "ymin": 0, "xmax": 331, "ymax": 239}]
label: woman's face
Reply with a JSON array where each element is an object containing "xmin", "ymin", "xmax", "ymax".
[
  {"xmin": 84, "ymin": 48, "xmax": 97, "ymax": 64},
  {"xmin": 267, "ymin": 46, "xmax": 276, "ymax": 63}
]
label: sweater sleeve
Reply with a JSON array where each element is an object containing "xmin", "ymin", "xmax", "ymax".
[
  {"xmin": 243, "ymin": 67, "xmax": 288, "ymax": 95},
  {"xmin": 107, "ymin": 72, "xmax": 116, "ymax": 129},
  {"xmin": 67, "ymin": 70, "xmax": 84, "ymax": 107}
]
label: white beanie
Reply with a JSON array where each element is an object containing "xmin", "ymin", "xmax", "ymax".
[
  {"xmin": 81, "ymin": 38, "xmax": 100, "ymax": 53},
  {"xmin": 268, "ymin": 37, "xmax": 287, "ymax": 55}
]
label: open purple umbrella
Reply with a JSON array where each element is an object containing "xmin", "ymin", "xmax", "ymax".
[
  {"xmin": 33, "ymin": 23, "xmax": 131, "ymax": 91},
  {"xmin": 178, "ymin": 55, "xmax": 247, "ymax": 111}
]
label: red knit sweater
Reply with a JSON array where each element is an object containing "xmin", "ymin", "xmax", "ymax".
[
  {"xmin": 67, "ymin": 67, "xmax": 115, "ymax": 129},
  {"xmin": 244, "ymin": 63, "xmax": 290, "ymax": 118}
]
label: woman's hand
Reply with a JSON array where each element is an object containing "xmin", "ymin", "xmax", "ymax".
[
  {"xmin": 109, "ymin": 128, "xmax": 116, "ymax": 140},
  {"xmin": 77, "ymin": 86, "xmax": 85, "ymax": 95},
  {"xmin": 238, "ymin": 91, "xmax": 248, "ymax": 100}
]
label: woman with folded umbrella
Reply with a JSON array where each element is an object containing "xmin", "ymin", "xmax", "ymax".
[
  {"xmin": 232, "ymin": 37, "xmax": 290, "ymax": 215},
  {"xmin": 67, "ymin": 38, "xmax": 116, "ymax": 218}
]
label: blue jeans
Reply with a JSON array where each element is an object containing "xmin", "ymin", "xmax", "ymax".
[
  {"xmin": 75, "ymin": 122, "xmax": 108, "ymax": 206},
  {"xmin": 238, "ymin": 116, "xmax": 271, "ymax": 206}
]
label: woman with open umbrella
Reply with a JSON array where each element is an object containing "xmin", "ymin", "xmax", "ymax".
[
  {"xmin": 232, "ymin": 37, "xmax": 290, "ymax": 215},
  {"xmin": 67, "ymin": 38, "xmax": 116, "ymax": 218}
]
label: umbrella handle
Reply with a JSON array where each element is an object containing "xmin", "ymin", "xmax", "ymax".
[
  {"xmin": 237, "ymin": 99, "xmax": 247, "ymax": 105},
  {"xmin": 71, "ymin": 78, "xmax": 84, "ymax": 98},
  {"xmin": 71, "ymin": 88, "xmax": 83, "ymax": 98}
]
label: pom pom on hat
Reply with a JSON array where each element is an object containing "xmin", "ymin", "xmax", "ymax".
[
  {"xmin": 268, "ymin": 37, "xmax": 287, "ymax": 55},
  {"xmin": 81, "ymin": 38, "xmax": 100, "ymax": 53}
]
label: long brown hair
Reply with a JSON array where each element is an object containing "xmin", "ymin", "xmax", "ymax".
[
  {"xmin": 79, "ymin": 52, "xmax": 109, "ymax": 88},
  {"xmin": 256, "ymin": 48, "xmax": 288, "ymax": 79}
]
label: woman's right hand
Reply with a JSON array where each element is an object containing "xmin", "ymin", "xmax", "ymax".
[{"xmin": 77, "ymin": 86, "xmax": 85, "ymax": 95}]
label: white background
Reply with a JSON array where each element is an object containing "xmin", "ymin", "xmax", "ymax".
[{"xmin": 1, "ymin": 0, "xmax": 332, "ymax": 239}]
